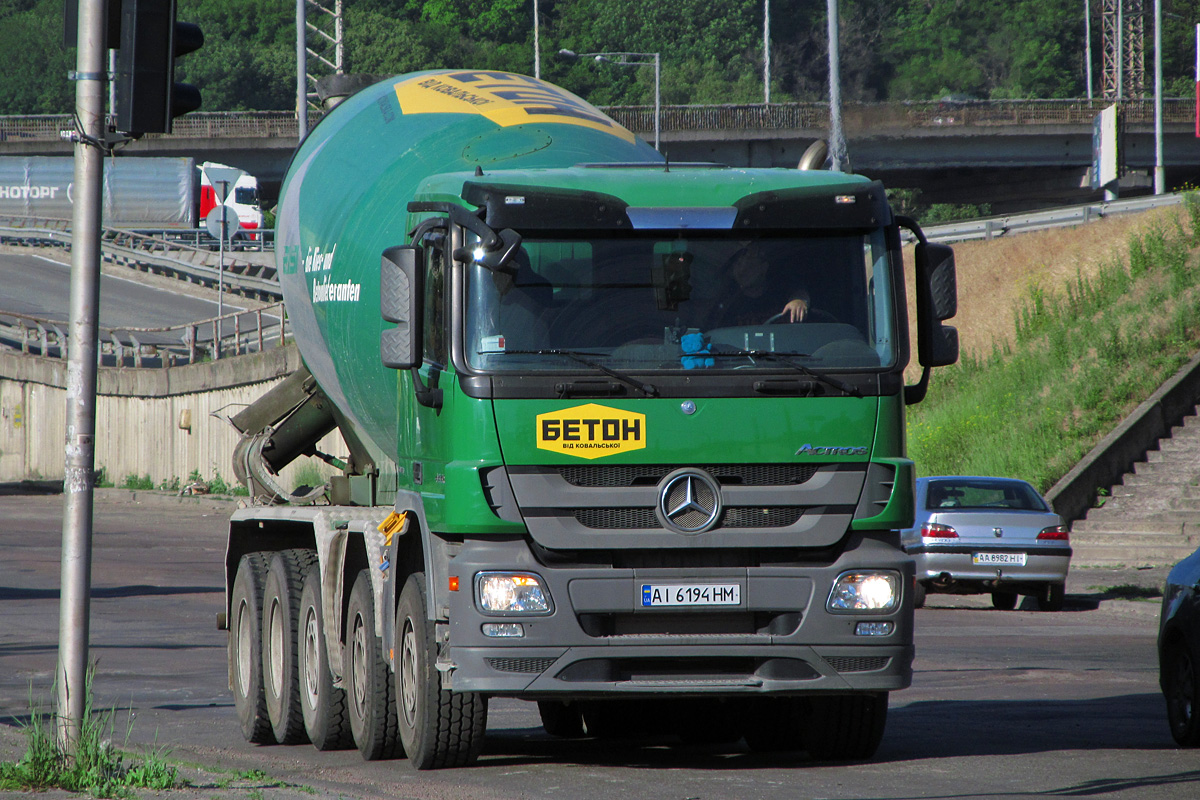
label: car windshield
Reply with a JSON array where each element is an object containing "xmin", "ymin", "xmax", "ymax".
[
  {"xmin": 464, "ymin": 230, "xmax": 896, "ymax": 373},
  {"xmin": 925, "ymin": 480, "xmax": 1048, "ymax": 512}
]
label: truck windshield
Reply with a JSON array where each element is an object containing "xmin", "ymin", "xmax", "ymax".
[{"xmin": 464, "ymin": 230, "xmax": 896, "ymax": 373}]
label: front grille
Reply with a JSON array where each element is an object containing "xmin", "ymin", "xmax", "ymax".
[
  {"xmin": 557, "ymin": 463, "xmax": 820, "ymax": 488},
  {"xmin": 484, "ymin": 657, "xmax": 558, "ymax": 674},
  {"xmin": 573, "ymin": 506, "xmax": 801, "ymax": 530},
  {"xmin": 575, "ymin": 508, "xmax": 659, "ymax": 529},
  {"xmin": 825, "ymin": 656, "xmax": 891, "ymax": 673}
]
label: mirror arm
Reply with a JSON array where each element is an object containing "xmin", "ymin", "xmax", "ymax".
[
  {"xmin": 904, "ymin": 365, "xmax": 930, "ymax": 405},
  {"xmin": 411, "ymin": 367, "xmax": 443, "ymax": 410}
]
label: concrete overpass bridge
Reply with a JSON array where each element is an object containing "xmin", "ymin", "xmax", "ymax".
[{"xmin": 2, "ymin": 99, "xmax": 1197, "ymax": 212}]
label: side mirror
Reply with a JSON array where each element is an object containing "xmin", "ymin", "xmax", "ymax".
[
  {"xmin": 380, "ymin": 245, "xmax": 423, "ymax": 370},
  {"xmin": 914, "ymin": 241, "xmax": 959, "ymax": 368},
  {"xmin": 917, "ymin": 242, "xmax": 958, "ymax": 321}
]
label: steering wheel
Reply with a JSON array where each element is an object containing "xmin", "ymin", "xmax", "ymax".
[{"xmin": 764, "ymin": 311, "xmax": 792, "ymax": 325}]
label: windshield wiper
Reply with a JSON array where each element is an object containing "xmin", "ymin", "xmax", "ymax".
[
  {"xmin": 709, "ymin": 350, "xmax": 862, "ymax": 398},
  {"xmin": 503, "ymin": 349, "xmax": 659, "ymax": 397}
]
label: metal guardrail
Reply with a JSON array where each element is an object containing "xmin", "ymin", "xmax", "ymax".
[
  {"xmin": 0, "ymin": 302, "xmax": 290, "ymax": 366},
  {"xmin": 0, "ymin": 216, "xmax": 281, "ymax": 301},
  {"xmin": 915, "ymin": 193, "xmax": 1187, "ymax": 244},
  {"xmin": 2, "ymin": 99, "xmax": 1196, "ymax": 141}
]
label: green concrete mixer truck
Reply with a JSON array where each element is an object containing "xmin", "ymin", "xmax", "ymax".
[{"xmin": 221, "ymin": 70, "xmax": 959, "ymax": 769}]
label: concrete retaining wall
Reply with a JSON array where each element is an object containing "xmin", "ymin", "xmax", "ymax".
[
  {"xmin": 0, "ymin": 344, "xmax": 342, "ymax": 489},
  {"xmin": 1046, "ymin": 350, "xmax": 1200, "ymax": 524}
]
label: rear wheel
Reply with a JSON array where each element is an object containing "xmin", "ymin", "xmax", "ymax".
[
  {"xmin": 345, "ymin": 570, "xmax": 402, "ymax": 760},
  {"xmin": 912, "ymin": 581, "xmax": 927, "ymax": 609},
  {"xmin": 991, "ymin": 590, "xmax": 1018, "ymax": 610},
  {"xmin": 230, "ymin": 553, "xmax": 275, "ymax": 744},
  {"xmin": 298, "ymin": 562, "xmax": 353, "ymax": 750},
  {"xmin": 1163, "ymin": 637, "xmax": 1200, "ymax": 746},
  {"xmin": 396, "ymin": 572, "xmax": 487, "ymax": 769},
  {"xmin": 263, "ymin": 549, "xmax": 314, "ymax": 745},
  {"xmin": 1037, "ymin": 583, "xmax": 1065, "ymax": 612},
  {"xmin": 804, "ymin": 693, "xmax": 888, "ymax": 761}
]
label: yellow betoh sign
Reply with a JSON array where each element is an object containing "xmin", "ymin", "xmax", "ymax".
[
  {"xmin": 536, "ymin": 404, "xmax": 647, "ymax": 459},
  {"xmin": 393, "ymin": 70, "xmax": 636, "ymax": 143}
]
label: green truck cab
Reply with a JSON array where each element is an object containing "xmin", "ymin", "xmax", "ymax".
[{"xmin": 223, "ymin": 70, "xmax": 958, "ymax": 769}]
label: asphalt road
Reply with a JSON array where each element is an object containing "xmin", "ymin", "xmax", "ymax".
[
  {"xmin": 0, "ymin": 488, "xmax": 1194, "ymax": 800},
  {"xmin": 0, "ymin": 247, "xmax": 279, "ymax": 351}
]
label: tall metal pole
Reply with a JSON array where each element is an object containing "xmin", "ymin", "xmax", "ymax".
[
  {"xmin": 1117, "ymin": 0, "xmax": 1124, "ymax": 100},
  {"xmin": 1154, "ymin": 0, "xmax": 1164, "ymax": 193},
  {"xmin": 296, "ymin": 0, "xmax": 308, "ymax": 140},
  {"xmin": 1086, "ymin": 0, "xmax": 1095, "ymax": 100},
  {"xmin": 59, "ymin": 0, "xmax": 106, "ymax": 754},
  {"xmin": 653, "ymin": 53, "xmax": 661, "ymax": 152},
  {"xmin": 764, "ymin": 0, "xmax": 771, "ymax": 104},
  {"xmin": 827, "ymin": 0, "xmax": 849, "ymax": 172},
  {"xmin": 533, "ymin": 0, "xmax": 541, "ymax": 79}
]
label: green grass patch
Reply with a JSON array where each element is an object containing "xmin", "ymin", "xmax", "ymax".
[
  {"xmin": 909, "ymin": 202, "xmax": 1200, "ymax": 492},
  {"xmin": 0, "ymin": 672, "xmax": 181, "ymax": 798}
]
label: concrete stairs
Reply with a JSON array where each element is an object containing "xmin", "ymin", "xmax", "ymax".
[{"xmin": 1070, "ymin": 408, "xmax": 1200, "ymax": 566}]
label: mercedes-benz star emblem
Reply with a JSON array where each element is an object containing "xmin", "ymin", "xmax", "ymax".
[{"xmin": 656, "ymin": 469, "xmax": 722, "ymax": 534}]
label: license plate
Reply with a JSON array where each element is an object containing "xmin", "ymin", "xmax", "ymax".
[
  {"xmin": 973, "ymin": 552, "xmax": 1027, "ymax": 566},
  {"xmin": 641, "ymin": 583, "xmax": 741, "ymax": 607}
]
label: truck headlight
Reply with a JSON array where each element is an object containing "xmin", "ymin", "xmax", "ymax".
[
  {"xmin": 827, "ymin": 571, "xmax": 899, "ymax": 613},
  {"xmin": 476, "ymin": 572, "xmax": 552, "ymax": 615}
]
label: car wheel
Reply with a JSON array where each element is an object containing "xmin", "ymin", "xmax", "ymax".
[
  {"xmin": 1037, "ymin": 583, "xmax": 1065, "ymax": 612},
  {"xmin": 912, "ymin": 581, "xmax": 927, "ymax": 609},
  {"xmin": 1163, "ymin": 637, "xmax": 1200, "ymax": 746},
  {"xmin": 991, "ymin": 591, "xmax": 1018, "ymax": 611}
]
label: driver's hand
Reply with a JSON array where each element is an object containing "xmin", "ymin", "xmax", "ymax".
[{"xmin": 783, "ymin": 298, "xmax": 808, "ymax": 322}]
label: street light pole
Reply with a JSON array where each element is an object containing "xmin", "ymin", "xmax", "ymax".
[
  {"xmin": 1154, "ymin": 0, "xmax": 1164, "ymax": 193},
  {"xmin": 764, "ymin": 0, "xmax": 771, "ymax": 105},
  {"xmin": 59, "ymin": 0, "xmax": 106, "ymax": 755},
  {"xmin": 558, "ymin": 50, "xmax": 661, "ymax": 151},
  {"xmin": 533, "ymin": 0, "xmax": 541, "ymax": 79},
  {"xmin": 827, "ymin": 0, "xmax": 849, "ymax": 172}
]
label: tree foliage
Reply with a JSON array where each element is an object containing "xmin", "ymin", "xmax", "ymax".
[{"xmin": 7, "ymin": 0, "xmax": 1198, "ymax": 114}]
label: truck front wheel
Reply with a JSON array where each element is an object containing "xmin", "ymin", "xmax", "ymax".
[
  {"xmin": 395, "ymin": 572, "xmax": 487, "ymax": 769},
  {"xmin": 804, "ymin": 692, "xmax": 888, "ymax": 761},
  {"xmin": 230, "ymin": 552, "xmax": 274, "ymax": 744},
  {"xmin": 345, "ymin": 570, "xmax": 402, "ymax": 760}
]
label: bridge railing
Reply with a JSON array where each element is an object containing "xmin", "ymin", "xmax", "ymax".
[
  {"xmin": 2, "ymin": 99, "xmax": 1196, "ymax": 141},
  {"xmin": 0, "ymin": 302, "xmax": 290, "ymax": 367},
  {"xmin": 1, "ymin": 216, "xmax": 281, "ymax": 300}
]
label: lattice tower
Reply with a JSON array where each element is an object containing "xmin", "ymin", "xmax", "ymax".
[{"xmin": 306, "ymin": 0, "xmax": 345, "ymax": 111}]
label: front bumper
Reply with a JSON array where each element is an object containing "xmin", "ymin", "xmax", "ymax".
[{"xmin": 446, "ymin": 536, "xmax": 914, "ymax": 697}]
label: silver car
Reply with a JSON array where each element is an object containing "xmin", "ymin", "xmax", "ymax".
[{"xmin": 901, "ymin": 476, "xmax": 1072, "ymax": 611}]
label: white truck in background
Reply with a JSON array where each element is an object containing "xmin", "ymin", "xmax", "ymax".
[{"xmin": 0, "ymin": 155, "xmax": 261, "ymax": 233}]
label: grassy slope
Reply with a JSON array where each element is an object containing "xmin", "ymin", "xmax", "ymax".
[{"xmin": 904, "ymin": 199, "xmax": 1200, "ymax": 492}]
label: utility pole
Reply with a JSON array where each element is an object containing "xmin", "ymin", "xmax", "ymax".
[
  {"xmin": 827, "ymin": 0, "xmax": 849, "ymax": 172},
  {"xmin": 59, "ymin": 0, "xmax": 106, "ymax": 754}
]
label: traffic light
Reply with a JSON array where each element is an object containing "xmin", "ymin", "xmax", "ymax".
[{"xmin": 114, "ymin": 0, "xmax": 203, "ymax": 136}]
